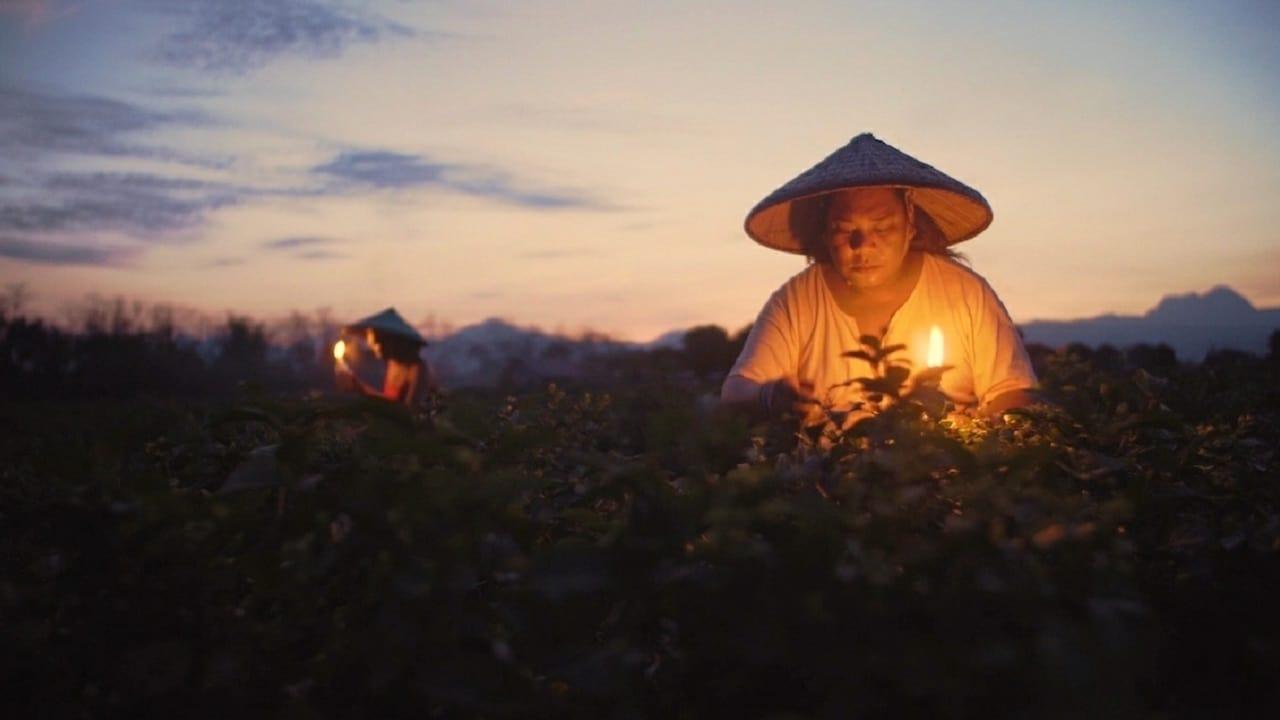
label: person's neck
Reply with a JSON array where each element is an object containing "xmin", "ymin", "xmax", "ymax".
[{"xmin": 824, "ymin": 250, "xmax": 924, "ymax": 310}]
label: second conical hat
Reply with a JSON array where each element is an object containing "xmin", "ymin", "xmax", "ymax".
[{"xmin": 744, "ymin": 133, "xmax": 993, "ymax": 254}]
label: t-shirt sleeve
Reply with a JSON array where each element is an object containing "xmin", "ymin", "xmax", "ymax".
[
  {"xmin": 727, "ymin": 287, "xmax": 799, "ymax": 385},
  {"xmin": 969, "ymin": 279, "xmax": 1038, "ymax": 406}
]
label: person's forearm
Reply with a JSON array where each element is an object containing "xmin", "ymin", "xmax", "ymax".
[
  {"xmin": 721, "ymin": 375, "xmax": 768, "ymax": 419},
  {"xmin": 981, "ymin": 388, "xmax": 1039, "ymax": 417},
  {"xmin": 354, "ymin": 376, "xmax": 387, "ymax": 400}
]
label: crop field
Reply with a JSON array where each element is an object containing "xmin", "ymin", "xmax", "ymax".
[{"xmin": 3, "ymin": 344, "xmax": 1279, "ymax": 717}]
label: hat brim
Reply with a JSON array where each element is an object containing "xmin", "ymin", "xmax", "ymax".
[
  {"xmin": 342, "ymin": 308, "xmax": 427, "ymax": 346},
  {"xmin": 745, "ymin": 183, "xmax": 993, "ymax": 255},
  {"xmin": 743, "ymin": 133, "xmax": 994, "ymax": 255}
]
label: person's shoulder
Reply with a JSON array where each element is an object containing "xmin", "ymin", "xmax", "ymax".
[
  {"xmin": 762, "ymin": 260, "xmax": 824, "ymax": 302},
  {"xmin": 771, "ymin": 262, "xmax": 825, "ymax": 298},
  {"xmin": 924, "ymin": 252, "xmax": 999, "ymax": 297},
  {"xmin": 774, "ymin": 261, "xmax": 822, "ymax": 286},
  {"xmin": 757, "ymin": 262, "xmax": 825, "ymax": 322}
]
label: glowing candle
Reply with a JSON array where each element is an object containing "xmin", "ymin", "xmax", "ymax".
[
  {"xmin": 333, "ymin": 340, "xmax": 346, "ymax": 361},
  {"xmin": 926, "ymin": 325, "xmax": 944, "ymax": 367}
]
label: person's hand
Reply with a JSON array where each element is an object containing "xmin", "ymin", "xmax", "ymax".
[
  {"xmin": 334, "ymin": 362, "xmax": 358, "ymax": 392},
  {"xmin": 942, "ymin": 407, "xmax": 974, "ymax": 427},
  {"xmin": 760, "ymin": 377, "xmax": 821, "ymax": 424}
]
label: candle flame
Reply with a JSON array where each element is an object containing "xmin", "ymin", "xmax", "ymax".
[
  {"xmin": 333, "ymin": 340, "xmax": 346, "ymax": 360},
  {"xmin": 926, "ymin": 326, "xmax": 944, "ymax": 367}
]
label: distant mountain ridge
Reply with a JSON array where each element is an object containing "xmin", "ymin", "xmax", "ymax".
[
  {"xmin": 426, "ymin": 318, "xmax": 637, "ymax": 387},
  {"xmin": 1020, "ymin": 286, "xmax": 1280, "ymax": 361},
  {"xmin": 421, "ymin": 286, "xmax": 1277, "ymax": 386}
]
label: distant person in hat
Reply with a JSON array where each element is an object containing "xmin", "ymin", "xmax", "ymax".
[
  {"xmin": 335, "ymin": 308, "xmax": 439, "ymax": 405},
  {"xmin": 723, "ymin": 133, "xmax": 1038, "ymax": 423}
]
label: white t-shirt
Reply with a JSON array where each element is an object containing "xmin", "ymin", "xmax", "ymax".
[{"xmin": 726, "ymin": 253, "xmax": 1037, "ymax": 411}]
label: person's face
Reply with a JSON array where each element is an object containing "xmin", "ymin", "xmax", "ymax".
[
  {"xmin": 823, "ymin": 187, "xmax": 916, "ymax": 292},
  {"xmin": 365, "ymin": 329, "xmax": 384, "ymax": 359}
]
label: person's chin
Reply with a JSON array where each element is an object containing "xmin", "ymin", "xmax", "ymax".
[{"xmin": 842, "ymin": 268, "xmax": 886, "ymax": 289}]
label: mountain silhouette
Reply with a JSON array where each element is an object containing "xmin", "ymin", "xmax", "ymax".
[
  {"xmin": 1020, "ymin": 286, "xmax": 1279, "ymax": 361},
  {"xmin": 1145, "ymin": 285, "xmax": 1260, "ymax": 325},
  {"xmin": 427, "ymin": 318, "xmax": 633, "ymax": 387},
  {"xmin": 420, "ymin": 286, "xmax": 1278, "ymax": 385}
]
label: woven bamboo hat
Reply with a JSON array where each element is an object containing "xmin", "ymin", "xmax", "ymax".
[
  {"xmin": 343, "ymin": 307, "xmax": 426, "ymax": 346},
  {"xmin": 744, "ymin": 133, "xmax": 993, "ymax": 254}
]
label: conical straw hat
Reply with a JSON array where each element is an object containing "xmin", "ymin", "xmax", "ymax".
[
  {"xmin": 342, "ymin": 307, "xmax": 426, "ymax": 345},
  {"xmin": 744, "ymin": 133, "xmax": 993, "ymax": 254}
]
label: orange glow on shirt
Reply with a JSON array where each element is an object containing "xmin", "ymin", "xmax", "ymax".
[{"xmin": 927, "ymin": 326, "xmax": 944, "ymax": 367}]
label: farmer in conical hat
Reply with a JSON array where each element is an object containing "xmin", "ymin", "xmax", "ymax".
[
  {"xmin": 723, "ymin": 133, "xmax": 1038, "ymax": 422},
  {"xmin": 335, "ymin": 307, "xmax": 438, "ymax": 405}
]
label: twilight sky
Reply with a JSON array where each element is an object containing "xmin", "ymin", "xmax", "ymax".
[{"xmin": 1, "ymin": 0, "xmax": 1277, "ymax": 340}]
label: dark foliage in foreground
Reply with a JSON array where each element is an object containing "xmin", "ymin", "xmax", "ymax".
[
  {"xmin": 2, "ymin": 344, "xmax": 1279, "ymax": 718},
  {"xmin": 0, "ymin": 308, "xmax": 330, "ymax": 399}
]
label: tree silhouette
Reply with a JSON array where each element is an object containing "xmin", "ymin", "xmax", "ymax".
[
  {"xmin": 682, "ymin": 325, "xmax": 735, "ymax": 377},
  {"xmin": 1126, "ymin": 343, "xmax": 1178, "ymax": 372}
]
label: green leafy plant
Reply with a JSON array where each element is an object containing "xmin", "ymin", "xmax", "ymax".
[{"xmin": 2, "ymin": 345, "xmax": 1278, "ymax": 717}]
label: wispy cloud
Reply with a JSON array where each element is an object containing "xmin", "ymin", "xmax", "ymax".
[
  {"xmin": 262, "ymin": 235, "xmax": 335, "ymax": 250},
  {"xmin": 141, "ymin": 82, "xmax": 226, "ymax": 100},
  {"xmin": 0, "ymin": 235, "xmax": 137, "ymax": 266},
  {"xmin": 149, "ymin": 0, "xmax": 416, "ymax": 75},
  {"xmin": 259, "ymin": 236, "xmax": 345, "ymax": 260},
  {"xmin": 0, "ymin": 84, "xmax": 222, "ymax": 167},
  {"xmin": 0, "ymin": 84, "xmax": 606, "ymax": 272},
  {"xmin": 314, "ymin": 150, "xmax": 606, "ymax": 210},
  {"xmin": 0, "ymin": 85, "xmax": 255, "ymax": 265},
  {"xmin": 313, "ymin": 151, "xmax": 446, "ymax": 188},
  {"xmin": 1, "ymin": 83, "xmax": 169, "ymax": 159},
  {"xmin": 0, "ymin": 172, "xmax": 240, "ymax": 237},
  {"xmin": 296, "ymin": 249, "xmax": 344, "ymax": 260}
]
